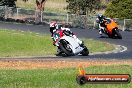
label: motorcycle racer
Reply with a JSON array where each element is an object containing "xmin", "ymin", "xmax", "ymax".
[
  {"xmin": 49, "ymin": 21, "xmax": 83, "ymax": 56},
  {"xmin": 96, "ymin": 14, "xmax": 107, "ymax": 35}
]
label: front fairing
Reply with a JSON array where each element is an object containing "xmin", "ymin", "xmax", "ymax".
[
  {"xmin": 106, "ymin": 20, "xmax": 118, "ymax": 35},
  {"xmin": 56, "ymin": 36, "xmax": 84, "ymax": 54}
]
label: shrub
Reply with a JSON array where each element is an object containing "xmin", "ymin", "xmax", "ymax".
[{"xmin": 104, "ymin": 0, "xmax": 132, "ymax": 19}]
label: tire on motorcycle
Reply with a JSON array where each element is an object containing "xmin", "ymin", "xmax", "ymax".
[
  {"xmin": 81, "ymin": 46, "xmax": 89, "ymax": 56},
  {"xmin": 113, "ymin": 29, "xmax": 122, "ymax": 39},
  {"xmin": 59, "ymin": 40, "xmax": 74, "ymax": 56}
]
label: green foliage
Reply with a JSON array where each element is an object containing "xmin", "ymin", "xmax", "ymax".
[
  {"xmin": 0, "ymin": 0, "xmax": 17, "ymax": 7},
  {"xmin": 96, "ymin": 0, "xmax": 112, "ymax": 10},
  {"xmin": 0, "ymin": 0, "xmax": 38, "ymax": 7},
  {"xmin": 105, "ymin": 0, "xmax": 132, "ymax": 19},
  {"xmin": 66, "ymin": 0, "xmax": 98, "ymax": 15}
]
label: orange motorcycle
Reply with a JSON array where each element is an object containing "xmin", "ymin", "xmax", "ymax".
[{"xmin": 102, "ymin": 19, "xmax": 122, "ymax": 39}]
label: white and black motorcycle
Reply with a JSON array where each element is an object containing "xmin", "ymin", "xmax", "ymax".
[{"xmin": 52, "ymin": 29, "xmax": 89, "ymax": 56}]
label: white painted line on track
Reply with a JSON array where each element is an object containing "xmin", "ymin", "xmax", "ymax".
[{"xmin": 90, "ymin": 44, "xmax": 127, "ymax": 55}]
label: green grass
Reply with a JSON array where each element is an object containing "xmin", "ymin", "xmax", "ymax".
[
  {"xmin": 0, "ymin": 29, "xmax": 56, "ymax": 57},
  {"xmin": 0, "ymin": 65, "xmax": 131, "ymax": 88},
  {"xmin": 84, "ymin": 39, "xmax": 114, "ymax": 53},
  {"xmin": 0, "ymin": 29, "xmax": 114, "ymax": 57}
]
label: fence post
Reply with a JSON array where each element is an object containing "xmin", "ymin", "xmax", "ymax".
[
  {"xmin": 41, "ymin": 11, "xmax": 43, "ymax": 22},
  {"xmin": 4, "ymin": 5, "xmax": 7, "ymax": 19},
  {"xmin": 93, "ymin": 21, "xmax": 96, "ymax": 29},
  {"xmin": 66, "ymin": 14, "xmax": 69, "ymax": 24},
  {"xmin": 17, "ymin": 8, "xmax": 20, "ymax": 19},
  {"xmin": 123, "ymin": 19, "xmax": 126, "ymax": 31}
]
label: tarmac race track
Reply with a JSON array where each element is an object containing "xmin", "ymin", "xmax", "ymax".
[{"xmin": 0, "ymin": 22, "xmax": 132, "ymax": 59}]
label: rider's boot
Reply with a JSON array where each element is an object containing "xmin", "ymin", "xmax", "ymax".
[{"xmin": 99, "ymin": 29, "xmax": 102, "ymax": 35}]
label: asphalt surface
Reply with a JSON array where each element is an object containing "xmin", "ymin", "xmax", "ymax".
[{"xmin": 0, "ymin": 21, "xmax": 132, "ymax": 59}]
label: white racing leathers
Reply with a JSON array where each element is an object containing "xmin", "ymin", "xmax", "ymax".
[
  {"xmin": 96, "ymin": 18, "xmax": 106, "ymax": 35},
  {"xmin": 98, "ymin": 24, "xmax": 105, "ymax": 34}
]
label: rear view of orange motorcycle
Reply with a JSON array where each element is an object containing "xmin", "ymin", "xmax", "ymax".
[{"xmin": 99, "ymin": 18, "xmax": 122, "ymax": 39}]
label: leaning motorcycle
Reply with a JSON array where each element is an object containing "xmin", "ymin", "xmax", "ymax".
[
  {"xmin": 52, "ymin": 30, "xmax": 89, "ymax": 56},
  {"xmin": 100, "ymin": 19, "xmax": 122, "ymax": 39}
]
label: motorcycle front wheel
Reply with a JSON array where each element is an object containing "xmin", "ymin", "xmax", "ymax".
[
  {"xmin": 113, "ymin": 29, "xmax": 122, "ymax": 39},
  {"xmin": 81, "ymin": 46, "xmax": 89, "ymax": 56},
  {"xmin": 59, "ymin": 40, "xmax": 74, "ymax": 56}
]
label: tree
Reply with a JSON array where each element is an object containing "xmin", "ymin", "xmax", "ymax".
[
  {"xmin": 95, "ymin": 0, "xmax": 112, "ymax": 10},
  {"xmin": 104, "ymin": 0, "xmax": 132, "ymax": 19},
  {"xmin": 36, "ymin": 0, "xmax": 47, "ymax": 11},
  {"xmin": 34, "ymin": 0, "xmax": 47, "ymax": 23},
  {"xmin": 0, "ymin": 0, "xmax": 47, "ymax": 9},
  {"xmin": 21, "ymin": 0, "xmax": 47, "ymax": 11},
  {"xmin": 0, "ymin": 0, "xmax": 17, "ymax": 7},
  {"xmin": 66, "ymin": 0, "xmax": 98, "ymax": 15}
]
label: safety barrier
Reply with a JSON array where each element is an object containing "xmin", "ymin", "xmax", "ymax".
[{"xmin": 0, "ymin": 6, "xmax": 131, "ymax": 31}]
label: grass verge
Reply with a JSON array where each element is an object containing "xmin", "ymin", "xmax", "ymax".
[
  {"xmin": 0, "ymin": 65, "xmax": 131, "ymax": 88},
  {"xmin": 0, "ymin": 29, "xmax": 114, "ymax": 57}
]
